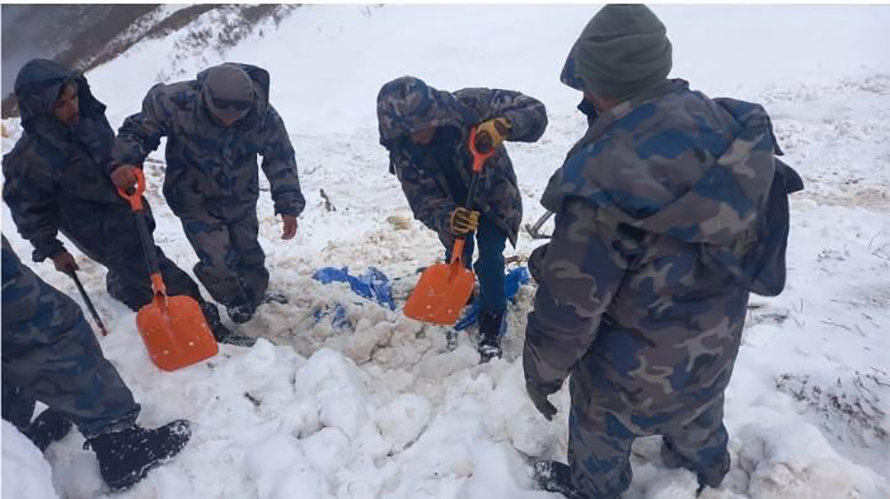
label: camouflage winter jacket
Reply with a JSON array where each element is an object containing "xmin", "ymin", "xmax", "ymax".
[
  {"xmin": 2, "ymin": 59, "xmax": 130, "ymax": 263},
  {"xmin": 524, "ymin": 76, "xmax": 800, "ymax": 423},
  {"xmin": 377, "ymin": 77, "xmax": 548, "ymax": 246},
  {"xmin": 112, "ymin": 64, "xmax": 305, "ymax": 218}
]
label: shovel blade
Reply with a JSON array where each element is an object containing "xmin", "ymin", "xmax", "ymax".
[
  {"xmin": 136, "ymin": 295, "xmax": 218, "ymax": 372},
  {"xmin": 404, "ymin": 262, "xmax": 475, "ymax": 325}
]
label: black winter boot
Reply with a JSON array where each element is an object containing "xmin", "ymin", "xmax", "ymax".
[
  {"xmin": 89, "ymin": 420, "xmax": 191, "ymax": 491},
  {"xmin": 477, "ymin": 309, "xmax": 505, "ymax": 363},
  {"xmin": 24, "ymin": 408, "xmax": 73, "ymax": 452},
  {"xmin": 226, "ymin": 304, "xmax": 255, "ymax": 324},
  {"xmin": 533, "ymin": 460, "xmax": 587, "ymax": 499},
  {"xmin": 201, "ymin": 302, "xmax": 255, "ymax": 346}
]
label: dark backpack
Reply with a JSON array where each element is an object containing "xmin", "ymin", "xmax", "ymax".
[{"xmin": 744, "ymin": 158, "xmax": 804, "ymax": 296}]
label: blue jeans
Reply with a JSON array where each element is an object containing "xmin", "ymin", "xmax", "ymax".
[{"xmin": 444, "ymin": 215, "xmax": 507, "ymax": 313}]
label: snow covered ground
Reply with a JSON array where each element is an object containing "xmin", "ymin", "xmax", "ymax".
[{"xmin": 2, "ymin": 4, "xmax": 889, "ymax": 499}]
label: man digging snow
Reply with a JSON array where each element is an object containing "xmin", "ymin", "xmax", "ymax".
[{"xmin": 377, "ymin": 76, "xmax": 548, "ymax": 361}]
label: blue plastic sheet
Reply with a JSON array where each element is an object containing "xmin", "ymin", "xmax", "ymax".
[
  {"xmin": 312, "ymin": 266, "xmax": 396, "ymax": 311},
  {"xmin": 312, "ymin": 303, "xmax": 349, "ymax": 329},
  {"xmin": 454, "ymin": 267, "xmax": 531, "ymax": 331},
  {"xmin": 312, "ymin": 267, "xmax": 396, "ymax": 329},
  {"xmin": 311, "ymin": 266, "xmax": 530, "ymax": 333}
]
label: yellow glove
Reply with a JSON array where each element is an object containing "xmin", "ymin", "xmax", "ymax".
[
  {"xmin": 450, "ymin": 207, "xmax": 480, "ymax": 235},
  {"xmin": 474, "ymin": 117, "xmax": 512, "ymax": 153}
]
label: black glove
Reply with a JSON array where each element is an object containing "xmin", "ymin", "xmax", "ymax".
[{"xmin": 526, "ymin": 382, "xmax": 557, "ymax": 421}]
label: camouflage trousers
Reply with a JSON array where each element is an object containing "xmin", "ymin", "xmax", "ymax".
[
  {"xmin": 179, "ymin": 206, "xmax": 268, "ymax": 309},
  {"xmin": 568, "ymin": 375, "xmax": 730, "ymax": 498},
  {"xmin": 2, "ymin": 256, "xmax": 140, "ymax": 438}
]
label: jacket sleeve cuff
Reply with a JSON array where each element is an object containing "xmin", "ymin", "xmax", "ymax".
[
  {"xmin": 32, "ymin": 238, "xmax": 65, "ymax": 263},
  {"xmin": 274, "ymin": 193, "xmax": 306, "ymax": 217}
]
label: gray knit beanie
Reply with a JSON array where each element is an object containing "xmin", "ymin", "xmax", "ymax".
[{"xmin": 573, "ymin": 4, "xmax": 672, "ymax": 101}]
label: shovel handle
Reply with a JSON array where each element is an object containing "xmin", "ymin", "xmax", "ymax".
[
  {"xmin": 447, "ymin": 128, "xmax": 498, "ymax": 267},
  {"xmin": 120, "ymin": 169, "xmax": 167, "ymax": 300},
  {"xmin": 69, "ymin": 271, "xmax": 109, "ymax": 336},
  {"xmin": 468, "ymin": 128, "xmax": 496, "ymax": 174},
  {"xmin": 134, "ymin": 210, "xmax": 166, "ymax": 298},
  {"xmin": 116, "ymin": 167, "xmax": 146, "ymax": 212},
  {"xmin": 448, "ymin": 238, "xmax": 467, "ymax": 266},
  {"xmin": 464, "ymin": 127, "xmax": 496, "ymax": 210}
]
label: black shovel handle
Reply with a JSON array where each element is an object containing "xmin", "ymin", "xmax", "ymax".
[
  {"xmin": 446, "ymin": 128, "xmax": 497, "ymax": 266},
  {"xmin": 69, "ymin": 271, "xmax": 109, "ymax": 336},
  {"xmin": 116, "ymin": 168, "xmax": 165, "ymax": 296}
]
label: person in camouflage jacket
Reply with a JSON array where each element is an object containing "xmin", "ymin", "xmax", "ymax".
[
  {"xmin": 2, "ymin": 235, "xmax": 191, "ymax": 491},
  {"xmin": 377, "ymin": 76, "xmax": 547, "ymax": 360},
  {"xmin": 524, "ymin": 6, "xmax": 802, "ymax": 498},
  {"xmin": 1, "ymin": 59, "xmax": 250, "ymax": 346},
  {"xmin": 110, "ymin": 63, "xmax": 304, "ymax": 324}
]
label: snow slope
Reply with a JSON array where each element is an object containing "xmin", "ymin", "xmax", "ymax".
[
  {"xmin": 2, "ymin": 422, "xmax": 59, "ymax": 499},
  {"xmin": 2, "ymin": 5, "xmax": 889, "ymax": 499}
]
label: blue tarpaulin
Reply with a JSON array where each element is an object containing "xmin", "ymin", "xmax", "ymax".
[
  {"xmin": 311, "ymin": 266, "xmax": 531, "ymax": 333},
  {"xmin": 312, "ymin": 267, "xmax": 396, "ymax": 329},
  {"xmin": 312, "ymin": 266, "xmax": 396, "ymax": 310}
]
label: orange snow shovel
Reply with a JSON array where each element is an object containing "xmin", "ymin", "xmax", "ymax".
[
  {"xmin": 118, "ymin": 168, "xmax": 218, "ymax": 372},
  {"xmin": 404, "ymin": 128, "xmax": 495, "ymax": 325}
]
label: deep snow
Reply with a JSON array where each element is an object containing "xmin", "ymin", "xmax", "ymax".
[{"xmin": 2, "ymin": 4, "xmax": 889, "ymax": 499}]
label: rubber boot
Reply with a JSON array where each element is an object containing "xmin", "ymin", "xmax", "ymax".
[{"xmin": 88, "ymin": 420, "xmax": 191, "ymax": 491}]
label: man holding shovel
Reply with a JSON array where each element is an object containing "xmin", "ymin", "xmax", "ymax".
[
  {"xmin": 110, "ymin": 63, "xmax": 304, "ymax": 325},
  {"xmin": 2, "ymin": 59, "xmax": 251, "ymax": 346},
  {"xmin": 377, "ymin": 76, "xmax": 547, "ymax": 361}
]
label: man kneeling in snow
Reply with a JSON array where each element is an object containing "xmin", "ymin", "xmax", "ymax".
[
  {"xmin": 1, "ymin": 235, "xmax": 190, "ymax": 491},
  {"xmin": 377, "ymin": 76, "xmax": 548, "ymax": 361},
  {"xmin": 522, "ymin": 5, "xmax": 803, "ymax": 498}
]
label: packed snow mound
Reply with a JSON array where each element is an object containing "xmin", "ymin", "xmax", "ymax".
[{"xmin": 2, "ymin": 421, "xmax": 60, "ymax": 499}]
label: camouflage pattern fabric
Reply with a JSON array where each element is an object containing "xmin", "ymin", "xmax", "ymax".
[
  {"xmin": 180, "ymin": 207, "xmax": 268, "ymax": 308},
  {"xmin": 112, "ymin": 63, "xmax": 304, "ymax": 218},
  {"xmin": 1, "ymin": 383, "xmax": 37, "ymax": 432},
  {"xmin": 376, "ymin": 76, "xmax": 548, "ymax": 246},
  {"xmin": 524, "ymin": 76, "xmax": 791, "ymax": 497},
  {"xmin": 3, "ymin": 59, "xmax": 121, "ymax": 263},
  {"xmin": 2, "ymin": 60, "xmax": 231, "ymax": 339},
  {"xmin": 2, "ymin": 235, "xmax": 139, "ymax": 438},
  {"xmin": 569, "ymin": 376, "xmax": 729, "ymax": 498},
  {"xmin": 112, "ymin": 63, "xmax": 303, "ymax": 306}
]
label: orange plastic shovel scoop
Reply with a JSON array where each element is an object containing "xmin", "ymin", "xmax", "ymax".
[{"xmin": 118, "ymin": 168, "xmax": 218, "ymax": 372}]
